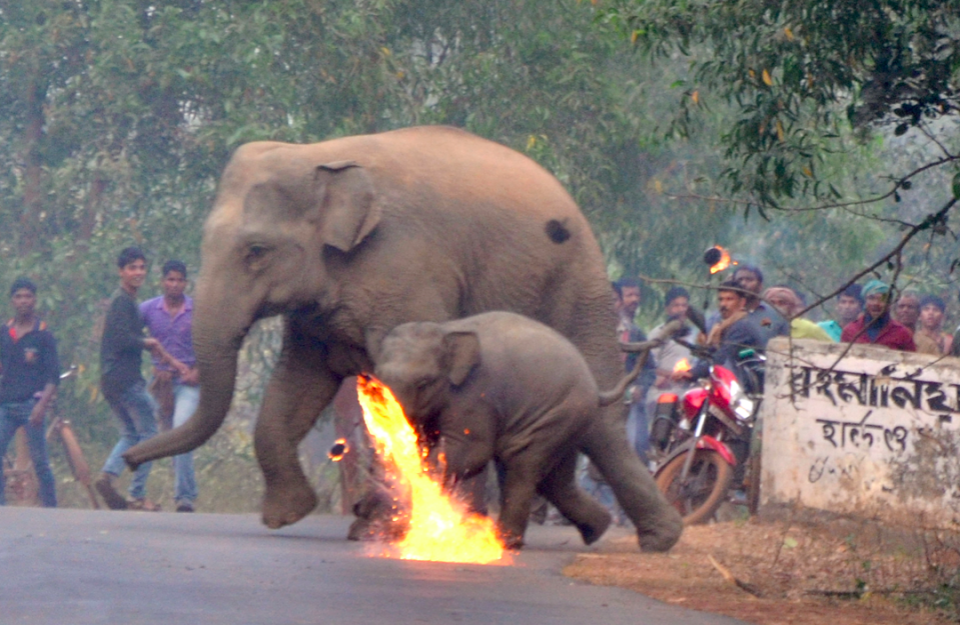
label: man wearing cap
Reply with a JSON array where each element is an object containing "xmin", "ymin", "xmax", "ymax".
[
  {"xmin": 674, "ymin": 280, "xmax": 765, "ymax": 383},
  {"xmin": 841, "ymin": 280, "xmax": 915, "ymax": 351},
  {"xmin": 0, "ymin": 277, "xmax": 60, "ymax": 507}
]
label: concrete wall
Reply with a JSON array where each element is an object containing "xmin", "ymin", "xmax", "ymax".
[{"xmin": 760, "ymin": 337, "xmax": 960, "ymax": 524}]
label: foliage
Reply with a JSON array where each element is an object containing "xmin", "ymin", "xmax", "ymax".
[
  {"xmin": 0, "ymin": 0, "xmax": 673, "ymax": 505},
  {"xmin": 598, "ymin": 0, "xmax": 960, "ymax": 212}
]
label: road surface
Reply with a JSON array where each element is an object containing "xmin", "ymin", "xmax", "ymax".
[{"xmin": 0, "ymin": 507, "xmax": 745, "ymax": 625}]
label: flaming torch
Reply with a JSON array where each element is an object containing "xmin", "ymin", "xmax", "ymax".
[
  {"xmin": 673, "ymin": 358, "xmax": 691, "ymax": 374},
  {"xmin": 356, "ymin": 374, "xmax": 509, "ymax": 564},
  {"xmin": 701, "ymin": 245, "xmax": 733, "ymax": 312},
  {"xmin": 328, "ymin": 438, "xmax": 350, "ymax": 462},
  {"xmin": 704, "ymin": 246, "xmax": 731, "ymax": 274}
]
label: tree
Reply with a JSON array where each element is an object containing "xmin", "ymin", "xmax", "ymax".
[
  {"xmin": 599, "ymin": 0, "xmax": 960, "ymax": 208},
  {"xmin": 594, "ymin": 0, "xmax": 960, "ymax": 315},
  {"xmin": 0, "ymin": 0, "xmax": 678, "ymax": 506}
]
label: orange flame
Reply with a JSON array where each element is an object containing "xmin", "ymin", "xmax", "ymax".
[
  {"xmin": 328, "ymin": 438, "xmax": 349, "ymax": 462},
  {"xmin": 673, "ymin": 358, "xmax": 691, "ymax": 373},
  {"xmin": 709, "ymin": 246, "xmax": 731, "ymax": 274},
  {"xmin": 356, "ymin": 375, "xmax": 509, "ymax": 564}
]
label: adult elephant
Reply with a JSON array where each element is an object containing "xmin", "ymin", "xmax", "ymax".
[{"xmin": 123, "ymin": 126, "xmax": 682, "ymax": 552}]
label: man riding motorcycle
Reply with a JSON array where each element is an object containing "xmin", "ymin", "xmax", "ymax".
[{"xmin": 672, "ymin": 280, "xmax": 764, "ymax": 389}]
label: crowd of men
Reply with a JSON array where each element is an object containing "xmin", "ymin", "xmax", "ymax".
[
  {"xmin": 1, "ymin": 245, "xmax": 954, "ymax": 511},
  {"xmin": 0, "ymin": 247, "xmax": 199, "ymax": 511},
  {"xmin": 611, "ymin": 265, "xmax": 956, "ymax": 464}
]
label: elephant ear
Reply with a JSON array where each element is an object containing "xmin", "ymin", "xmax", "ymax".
[
  {"xmin": 315, "ymin": 161, "xmax": 382, "ymax": 253},
  {"xmin": 443, "ymin": 331, "xmax": 481, "ymax": 387}
]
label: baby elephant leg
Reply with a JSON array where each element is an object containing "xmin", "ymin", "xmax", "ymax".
[{"xmin": 537, "ymin": 450, "xmax": 612, "ymax": 545}]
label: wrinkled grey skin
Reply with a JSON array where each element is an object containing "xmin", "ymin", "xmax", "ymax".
[
  {"xmin": 122, "ymin": 126, "xmax": 681, "ymax": 552},
  {"xmin": 376, "ymin": 312, "xmax": 634, "ymax": 548}
]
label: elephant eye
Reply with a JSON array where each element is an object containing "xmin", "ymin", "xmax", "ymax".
[{"xmin": 244, "ymin": 243, "xmax": 271, "ymax": 265}]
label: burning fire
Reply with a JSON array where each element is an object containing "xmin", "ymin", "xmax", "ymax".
[
  {"xmin": 356, "ymin": 375, "xmax": 509, "ymax": 564},
  {"xmin": 673, "ymin": 358, "xmax": 691, "ymax": 373},
  {"xmin": 709, "ymin": 246, "xmax": 732, "ymax": 274}
]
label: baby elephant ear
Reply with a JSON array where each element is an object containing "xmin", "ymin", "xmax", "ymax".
[{"xmin": 443, "ymin": 331, "xmax": 481, "ymax": 387}]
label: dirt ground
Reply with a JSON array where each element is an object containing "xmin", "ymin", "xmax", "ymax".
[{"xmin": 564, "ymin": 506, "xmax": 958, "ymax": 625}]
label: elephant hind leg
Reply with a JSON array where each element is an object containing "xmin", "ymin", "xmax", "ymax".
[
  {"xmin": 536, "ymin": 450, "xmax": 611, "ymax": 545},
  {"xmin": 581, "ymin": 415, "xmax": 683, "ymax": 552}
]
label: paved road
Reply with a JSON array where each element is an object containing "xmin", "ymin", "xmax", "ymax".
[{"xmin": 0, "ymin": 507, "xmax": 745, "ymax": 625}]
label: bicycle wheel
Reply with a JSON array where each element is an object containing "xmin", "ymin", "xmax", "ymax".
[
  {"xmin": 58, "ymin": 422, "xmax": 91, "ymax": 485},
  {"xmin": 59, "ymin": 422, "xmax": 101, "ymax": 509},
  {"xmin": 655, "ymin": 449, "xmax": 734, "ymax": 525}
]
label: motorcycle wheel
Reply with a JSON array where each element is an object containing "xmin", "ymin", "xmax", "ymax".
[{"xmin": 655, "ymin": 449, "xmax": 734, "ymax": 525}]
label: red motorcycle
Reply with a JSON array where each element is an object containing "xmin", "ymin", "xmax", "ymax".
[{"xmin": 649, "ymin": 342, "xmax": 764, "ymax": 524}]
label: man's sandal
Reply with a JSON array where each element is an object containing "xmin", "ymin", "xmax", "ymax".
[{"xmin": 128, "ymin": 498, "xmax": 161, "ymax": 512}]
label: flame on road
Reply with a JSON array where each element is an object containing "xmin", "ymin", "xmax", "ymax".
[{"xmin": 356, "ymin": 375, "xmax": 509, "ymax": 564}]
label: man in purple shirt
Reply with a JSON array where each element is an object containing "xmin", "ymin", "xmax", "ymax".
[{"xmin": 140, "ymin": 260, "xmax": 199, "ymax": 512}]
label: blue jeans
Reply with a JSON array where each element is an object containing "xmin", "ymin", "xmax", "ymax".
[
  {"xmin": 578, "ymin": 456, "xmax": 627, "ymax": 526},
  {"xmin": 625, "ymin": 401, "xmax": 650, "ymax": 463},
  {"xmin": 170, "ymin": 383, "xmax": 199, "ymax": 505},
  {"xmin": 101, "ymin": 381, "xmax": 158, "ymax": 500},
  {"xmin": 0, "ymin": 400, "xmax": 57, "ymax": 507}
]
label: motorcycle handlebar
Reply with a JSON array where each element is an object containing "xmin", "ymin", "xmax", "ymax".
[{"xmin": 673, "ymin": 337, "xmax": 714, "ymax": 361}]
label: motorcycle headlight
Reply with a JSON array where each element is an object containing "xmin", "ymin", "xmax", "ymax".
[
  {"xmin": 728, "ymin": 379, "xmax": 756, "ymax": 422},
  {"xmin": 733, "ymin": 397, "xmax": 755, "ymax": 421}
]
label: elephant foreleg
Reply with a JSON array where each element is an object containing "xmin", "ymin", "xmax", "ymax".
[
  {"xmin": 255, "ymin": 335, "xmax": 341, "ymax": 530},
  {"xmin": 536, "ymin": 450, "xmax": 611, "ymax": 545},
  {"xmin": 496, "ymin": 463, "xmax": 539, "ymax": 549}
]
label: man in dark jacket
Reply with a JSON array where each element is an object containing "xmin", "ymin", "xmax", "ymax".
[
  {"xmin": 733, "ymin": 265, "xmax": 790, "ymax": 346},
  {"xmin": 674, "ymin": 281, "xmax": 765, "ymax": 384},
  {"xmin": 95, "ymin": 247, "xmax": 168, "ymax": 511},
  {"xmin": 0, "ymin": 278, "xmax": 60, "ymax": 507},
  {"xmin": 841, "ymin": 280, "xmax": 916, "ymax": 352}
]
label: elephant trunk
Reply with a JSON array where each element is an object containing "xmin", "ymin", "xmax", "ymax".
[{"xmin": 123, "ymin": 300, "xmax": 246, "ymax": 469}]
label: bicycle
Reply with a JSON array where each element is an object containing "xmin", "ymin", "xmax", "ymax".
[{"xmin": 1, "ymin": 366, "xmax": 99, "ymax": 508}]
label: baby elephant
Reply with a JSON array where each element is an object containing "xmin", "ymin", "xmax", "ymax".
[{"xmin": 374, "ymin": 311, "xmax": 670, "ymax": 549}]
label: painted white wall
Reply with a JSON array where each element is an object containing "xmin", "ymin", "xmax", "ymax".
[{"xmin": 760, "ymin": 337, "xmax": 960, "ymax": 524}]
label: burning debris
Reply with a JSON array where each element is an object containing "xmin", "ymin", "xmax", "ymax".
[
  {"xmin": 355, "ymin": 374, "xmax": 510, "ymax": 564},
  {"xmin": 705, "ymin": 245, "xmax": 732, "ymax": 274}
]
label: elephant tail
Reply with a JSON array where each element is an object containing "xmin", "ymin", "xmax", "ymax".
[
  {"xmin": 598, "ymin": 348, "xmax": 651, "ymax": 407},
  {"xmin": 597, "ymin": 319, "xmax": 684, "ymax": 407}
]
